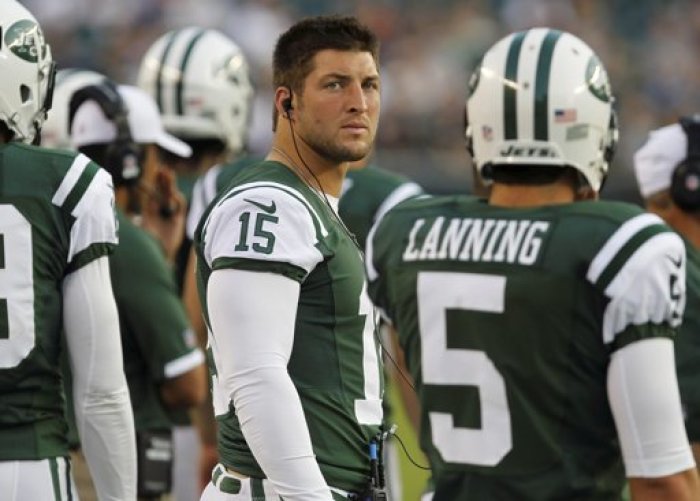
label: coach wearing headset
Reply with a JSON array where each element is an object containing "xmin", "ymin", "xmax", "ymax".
[
  {"xmin": 634, "ymin": 116, "xmax": 700, "ymax": 470},
  {"xmin": 69, "ymin": 81, "xmax": 207, "ymax": 500}
]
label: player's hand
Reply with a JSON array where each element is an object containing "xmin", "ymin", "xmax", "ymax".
[{"xmin": 140, "ymin": 167, "xmax": 186, "ymax": 263}]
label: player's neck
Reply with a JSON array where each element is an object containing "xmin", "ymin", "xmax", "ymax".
[
  {"xmin": 488, "ymin": 181, "xmax": 577, "ymax": 208},
  {"xmin": 114, "ymin": 187, "xmax": 130, "ymax": 212},
  {"xmin": 671, "ymin": 213, "xmax": 700, "ymax": 250},
  {"xmin": 267, "ymin": 139, "xmax": 347, "ymax": 197}
]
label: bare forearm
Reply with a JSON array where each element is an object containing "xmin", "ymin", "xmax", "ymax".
[{"xmin": 629, "ymin": 469, "xmax": 700, "ymax": 501}]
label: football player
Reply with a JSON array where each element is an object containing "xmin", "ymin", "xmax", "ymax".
[
  {"xmin": 0, "ymin": 3, "xmax": 136, "ymax": 499},
  {"xmin": 137, "ymin": 27, "xmax": 255, "ymax": 498},
  {"xmin": 195, "ymin": 15, "xmax": 384, "ymax": 500},
  {"xmin": 69, "ymin": 81, "xmax": 207, "ymax": 500},
  {"xmin": 187, "ymin": 150, "xmax": 424, "ymax": 499},
  {"xmin": 366, "ymin": 28, "xmax": 700, "ymax": 500},
  {"xmin": 634, "ymin": 118, "xmax": 700, "ymax": 470}
]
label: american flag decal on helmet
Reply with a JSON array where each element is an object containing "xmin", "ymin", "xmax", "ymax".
[{"xmin": 554, "ymin": 108, "xmax": 577, "ymax": 123}]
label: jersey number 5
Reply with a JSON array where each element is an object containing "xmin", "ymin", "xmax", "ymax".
[
  {"xmin": 418, "ymin": 271, "xmax": 512, "ymax": 465},
  {"xmin": 0, "ymin": 205, "xmax": 36, "ymax": 368}
]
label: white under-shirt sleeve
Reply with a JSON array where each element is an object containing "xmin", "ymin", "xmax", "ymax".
[
  {"xmin": 207, "ymin": 268, "xmax": 332, "ymax": 500},
  {"xmin": 63, "ymin": 257, "xmax": 137, "ymax": 500},
  {"xmin": 607, "ymin": 337, "xmax": 695, "ymax": 477}
]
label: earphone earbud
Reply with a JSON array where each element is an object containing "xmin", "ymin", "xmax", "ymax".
[{"xmin": 282, "ymin": 97, "xmax": 293, "ymax": 118}]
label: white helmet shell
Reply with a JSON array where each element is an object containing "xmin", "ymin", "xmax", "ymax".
[
  {"xmin": 41, "ymin": 68, "xmax": 106, "ymax": 149},
  {"xmin": 466, "ymin": 28, "xmax": 618, "ymax": 192},
  {"xmin": 0, "ymin": 1, "xmax": 55, "ymax": 144},
  {"xmin": 137, "ymin": 28, "xmax": 254, "ymax": 155}
]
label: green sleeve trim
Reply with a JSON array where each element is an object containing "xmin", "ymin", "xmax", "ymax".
[
  {"xmin": 66, "ymin": 242, "xmax": 115, "ymax": 274},
  {"xmin": 610, "ymin": 323, "xmax": 675, "ymax": 352},
  {"xmin": 596, "ymin": 224, "xmax": 669, "ymax": 291},
  {"xmin": 211, "ymin": 257, "xmax": 307, "ymax": 283},
  {"xmin": 62, "ymin": 161, "xmax": 100, "ymax": 214}
]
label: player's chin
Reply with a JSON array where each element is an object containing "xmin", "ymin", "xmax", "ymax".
[
  {"xmin": 339, "ymin": 143, "xmax": 372, "ymax": 162},
  {"xmin": 339, "ymin": 136, "xmax": 373, "ymax": 158}
]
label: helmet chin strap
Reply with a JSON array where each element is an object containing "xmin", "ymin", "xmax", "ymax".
[{"xmin": 31, "ymin": 122, "xmax": 42, "ymax": 146}]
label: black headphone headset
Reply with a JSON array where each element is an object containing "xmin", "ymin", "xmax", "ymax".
[
  {"xmin": 68, "ymin": 80, "xmax": 142, "ymax": 186},
  {"xmin": 670, "ymin": 115, "xmax": 700, "ymax": 212}
]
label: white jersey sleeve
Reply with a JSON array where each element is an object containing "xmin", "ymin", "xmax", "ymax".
[
  {"xmin": 201, "ymin": 183, "xmax": 326, "ymax": 282},
  {"xmin": 51, "ymin": 154, "xmax": 119, "ymax": 271},
  {"xmin": 586, "ymin": 213, "xmax": 686, "ymax": 345}
]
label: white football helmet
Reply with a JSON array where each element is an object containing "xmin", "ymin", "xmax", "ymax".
[
  {"xmin": 0, "ymin": 1, "xmax": 55, "ymax": 144},
  {"xmin": 137, "ymin": 28, "xmax": 254, "ymax": 155},
  {"xmin": 466, "ymin": 28, "xmax": 618, "ymax": 192},
  {"xmin": 41, "ymin": 68, "xmax": 106, "ymax": 149}
]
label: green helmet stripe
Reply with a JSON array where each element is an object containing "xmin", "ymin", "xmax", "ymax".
[
  {"xmin": 534, "ymin": 30, "xmax": 562, "ymax": 140},
  {"xmin": 176, "ymin": 29, "xmax": 206, "ymax": 116},
  {"xmin": 155, "ymin": 30, "xmax": 179, "ymax": 112},
  {"xmin": 503, "ymin": 31, "xmax": 527, "ymax": 140}
]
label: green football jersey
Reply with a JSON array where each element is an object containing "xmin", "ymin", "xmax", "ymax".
[
  {"xmin": 340, "ymin": 167, "xmax": 423, "ymax": 249},
  {"xmin": 111, "ymin": 209, "xmax": 202, "ymax": 432},
  {"xmin": 0, "ymin": 143, "xmax": 118, "ymax": 460},
  {"xmin": 367, "ymin": 195, "xmax": 685, "ymax": 500},
  {"xmin": 195, "ymin": 161, "xmax": 384, "ymax": 493},
  {"xmin": 677, "ymin": 241, "xmax": 700, "ymax": 441}
]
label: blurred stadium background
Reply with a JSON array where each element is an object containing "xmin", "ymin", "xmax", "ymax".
[{"xmin": 24, "ymin": 0, "xmax": 700, "ymax": 203}]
